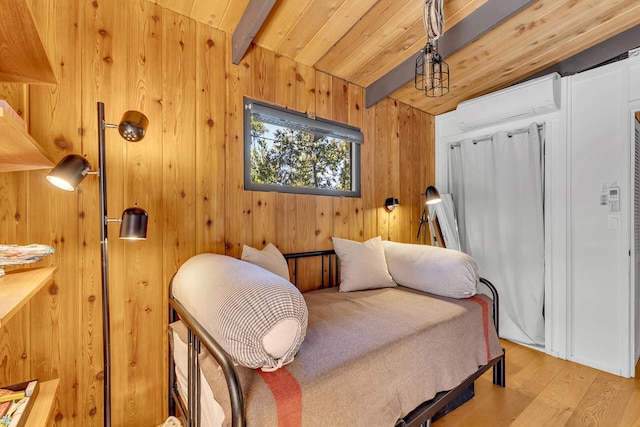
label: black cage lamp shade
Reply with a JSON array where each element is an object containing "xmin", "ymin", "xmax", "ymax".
[
  {"xmin": 46, "ymin": 154, "xmax": 92, "ymax": 191},
  {"xmin": 415, "ymin": 43, "xmax": 450, "ymax": 98}
]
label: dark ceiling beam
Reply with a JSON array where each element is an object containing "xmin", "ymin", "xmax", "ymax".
[
  {"xmin": 365, "ymin": 0, "xmax": 536, "ymax": 108},
  {"xmin": 231, "ymin": 0, "xmax": 276, "ymax": 65},
  {"xmin": 520, "ymin": 23, "xmax": 640, "ymax": 82}
]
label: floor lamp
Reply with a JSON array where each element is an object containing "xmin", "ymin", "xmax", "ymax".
[
  {"xmin": 46, "ymin": 102, "xmax": 149, "ymax": 427},
  {"xmin": 417, "ymin": 185, "xmax": 441, "ymax": 244}
]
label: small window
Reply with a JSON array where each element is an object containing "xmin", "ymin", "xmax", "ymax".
[{"xmin": 244, "ymin": 98, "xmax": 362, "ymax": 197}]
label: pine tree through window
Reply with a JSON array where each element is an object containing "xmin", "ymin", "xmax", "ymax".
[{"xmin": 244, "ymin": 98, "xmax": 362, "ymax": 197}]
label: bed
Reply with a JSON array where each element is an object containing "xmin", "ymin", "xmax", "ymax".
[{"xmin": 168, "ymin": 239, "xmax": 505, "ymax": 427}]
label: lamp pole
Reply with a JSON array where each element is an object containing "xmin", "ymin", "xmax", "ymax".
[
  {"xmin": 417, "ymin": 204, "xmax": 428, "ymax": 245},
  {"xmin": 97, "ymin": 101, "xmax": 113, "ymax": 427}
]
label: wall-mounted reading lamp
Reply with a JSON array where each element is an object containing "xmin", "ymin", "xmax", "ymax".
[
  {"xmin": 417, "ymin": 185, "xmax": 441, "ymax": 244},
  {"xmin": 384, "ymin": 197, "xmax": 399, "ymax": 240},
  {"xmin": 46, "ymin": 102, "xmax": 149, "ymax": 427},
  {"xmin": 385, "ymin": 197, "xmax": 399, "ymax": 211}
]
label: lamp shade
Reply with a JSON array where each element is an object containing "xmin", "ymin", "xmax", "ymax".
[
  {"xmin": 425, "ymin": 185, "xmax": 442, "ymax": 205},
  {"xmin": 119, "ymin": 207, "xmax": 148, "ymax": 240},
  {"xmin": 415, "ymin": 43, "xmax": 449, "ymax": 98},
  {"xmin": 46, "ymin": 154, "xmax": 91, "ymax": 191},
  {"xmin": 118, "ymin": 110, "xmax": 149, "ymax": 142},
  {"xmin": 385, "ymin": 197, "xmax": 399, "ymax": 211}
]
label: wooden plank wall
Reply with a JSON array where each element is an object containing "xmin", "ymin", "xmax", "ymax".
[{"xmin": 0, "ymin": 0, "xmax": 434, "ymax": 425}]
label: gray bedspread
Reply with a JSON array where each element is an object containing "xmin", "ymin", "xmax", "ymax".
[{"xmin": 186, "ymin": 286, "xmax": 502, "ymax": 426}]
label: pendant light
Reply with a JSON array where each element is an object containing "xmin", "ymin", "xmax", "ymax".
[{"xmin": 415, "ymin": 0, "xmax": 449, "ymax": 97}]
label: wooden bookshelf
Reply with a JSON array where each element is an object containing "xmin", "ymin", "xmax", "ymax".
[
  {"xmin": 0, "ymin": 0, "xmax": 56, "ymax": 85},
  {"xmin": 25, "ymin": 379, "xmax": 59, "ymax": 426},
  {"xmin": 0, "ymin": 267, "xmax": 56, "ymax": 328},
  {"xmin": 0, "ymin": 0, "xmax": 56, "ymax": 173},
  {"xmin": 0, "ymin": 105, "xmax": 54, "ymax": 172},
  {"xmin": 0, "ymin": 268, "xmax": 59, "ymax": 424}
]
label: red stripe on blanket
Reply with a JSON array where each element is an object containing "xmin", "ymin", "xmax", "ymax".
[
  {"xmin": 258, "ymin": 368, "xmax": 303, "ymax": 427},
  {"xmin": 469, "ymin": 296, "xmax": 492, "ymax": 361}
]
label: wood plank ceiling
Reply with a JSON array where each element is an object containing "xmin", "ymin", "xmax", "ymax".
[{"xmin": 154, "ymin": 0, "xmax": 640, "ymax": 115}]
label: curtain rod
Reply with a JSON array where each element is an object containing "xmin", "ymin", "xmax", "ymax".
[{"xmin": 449, "ymin": 123, "xmax": 544, "ymax": 148}]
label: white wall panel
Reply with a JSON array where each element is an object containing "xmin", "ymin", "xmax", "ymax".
[{"xmin": 568, "ymin": 62, "xmax": 631, "ymax": 376}]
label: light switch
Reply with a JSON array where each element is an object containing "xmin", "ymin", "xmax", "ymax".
[{"xmin": 608, "ymin": 214, "xmax": 621, "ymax": 229}]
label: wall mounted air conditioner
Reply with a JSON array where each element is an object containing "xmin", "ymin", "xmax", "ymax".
[{"xmin": 456, "ymin": 72, "xmax": 561, "ymax": 130}]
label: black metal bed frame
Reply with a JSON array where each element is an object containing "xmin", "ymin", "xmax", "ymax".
[{"xmin": 168, "ymin": 250, "xmax": 505, "ymax": 427}]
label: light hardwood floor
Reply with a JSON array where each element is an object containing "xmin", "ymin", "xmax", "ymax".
[{"xmin": 435, "ymin": 340, "xmax": 640, "ymax": 426}]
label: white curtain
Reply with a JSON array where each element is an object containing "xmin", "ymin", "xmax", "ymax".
[{"xmin": 449, "ymin": 123, "xmax": 545, "ymax": 346}]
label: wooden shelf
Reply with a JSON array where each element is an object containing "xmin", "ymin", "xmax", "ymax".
[
  {"xmin": 0, "ymin": 269, "xmax": 59, "ymax": 424},
  {"xmin": 0, "ymin": 0, "xmax": 57, "ymax": 173},
  {"xmin": 0, "ymin": 266, "xmax": 56, "ymax": 328},
  {"xmin": 0, "ymin": 106, "xmax": 54, "ymax": 172},
  {"xmin": 0, "ymin": 0, "xmax": 56, "ymax": 85},
  {"xmin": 26, "ymin": 379, "xmax": 59, "ymax": 426}
]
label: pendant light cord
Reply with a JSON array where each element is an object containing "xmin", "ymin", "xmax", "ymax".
[{"xmin": 423, "ymin": 0, "xmax": 444, "ymax": 43}]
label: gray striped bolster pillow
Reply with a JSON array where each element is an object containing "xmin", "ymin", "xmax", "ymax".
[{"xmin": 171, "ymin": 253, "xmax": 308, "ymax": 371}]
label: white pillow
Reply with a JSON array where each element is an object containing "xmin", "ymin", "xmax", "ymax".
[
  {"xmin": 171, "ymin": 253, "xmax": 308, "ymax": 371},
  {"xmin": 332, "ymin": 236, "xmax": 396, "ymax": 292},
  {"xmin": 241, "ymin": 243, "xmax": 290, "ymax": 280},
  {"xmin": 382, "ymin": 241, "xmax": 478, "ymax": 298}
]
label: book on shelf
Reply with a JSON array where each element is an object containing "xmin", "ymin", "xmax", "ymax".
[{"xmin": 0, "ymin": 379, "xmax": 39, "ymax": 427}]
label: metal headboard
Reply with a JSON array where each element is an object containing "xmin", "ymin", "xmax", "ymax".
[{"xmin": 284, "ymin": 249, "xmax": 338, "ymax": 288}]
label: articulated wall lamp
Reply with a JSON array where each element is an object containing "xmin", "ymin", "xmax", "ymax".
[
  {"xmin": 417, "ymin": 185, "xmax": 442, "ymax": 244},
  {"xmin": 384, "ymin": 197, "xmax": 399, "ymax": 211},
  {"xmin": 384, "ymin": 197, "xmax": 400, "ymax": 240},
  {"xmin": 46, "ymin": 102, "xmax": 149, "ymax": 427}
]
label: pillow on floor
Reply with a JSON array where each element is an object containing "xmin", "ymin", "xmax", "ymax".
[
  {"xmin": 332, "ymin": 236, "xmax": 396, "ymax": 292},
  {"xmin": 382, "ymin": 241, "xmax": 477, "ymax": 298},
  {"xmin": 171, "ymin": 253, "xmax": 308, "ymax": 371},
  {"xmin": 241, "ymin": 243, "xmax": 290, "ymax": 281}
]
